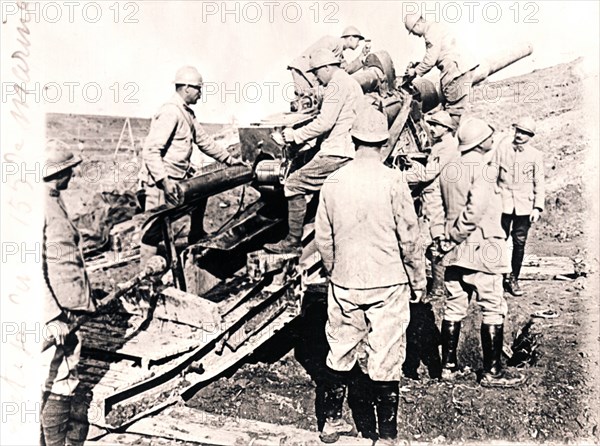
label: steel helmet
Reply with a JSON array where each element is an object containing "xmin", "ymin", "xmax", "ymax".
[
  {"xmin": 351, "ymin": 106, "xmax": 389, "ymax": 143},
  {"xmin": 43, "ymin": 139, "xmax": 82, "ymax": 181},
  {"xmin": 456, "ymin": 117, "xmax": 495, "ymax": 152},
  {"xmin": 404, "ymin": 13, "xmax": 422, "ymax": 33},
  {"xmin": 426, "ymin": 110, "xmax": 456, "ymax": 131},
  {"xmin": 341, "ymin": 25, "xmax": 365, "ymax": 40},
  {"xmin": 513, "ymin": 116, "xmax": 536, "ymax": 135},
  {"xmin": 308, "ymin": 48, "xmax": 341, "ymax": 72},
  {"xmin": 173, "ymin": 66, "xmax": 203, "ymax": 87}
]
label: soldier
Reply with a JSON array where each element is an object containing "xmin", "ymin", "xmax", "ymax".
[
  {"xmin": 288, "ymin": 26, "xmax": 369, "ymax": 97},
  {"xmin": 404, "ymin": 13, "xmax": 478, "ymax": 126},
  {"xmin": 139, "ymin": 66, "xmax": 242, "ymax": 266},
  {"xmin": 496, "ymin": 117, "xmax": 545, "ymax": 296},
  {"xmin": 432, "ymin": 117, "xmax": 526, "ymax": 387},
  {"xmin": 315, "ymin": 107, "xmax": 426, "ymax": 443},
  {"xmin": 420, "ymin": 110, "xmax": 459, "ymax": 298},
  {"xmin": 41, "ymin": 141, "xmax": 97, "ymax": 445},
  {"xmin": 264, "ymin": 48, "xmax": 364, "ymax": 255},
  {"xmin": 401, "ymin": 111, "xmax": 458, "ymax": 381}
]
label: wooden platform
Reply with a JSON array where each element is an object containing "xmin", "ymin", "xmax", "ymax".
[
  {"xmin": 520, "ymin": 255, "xmax": 575, "ymax": 280},
  {"xmin": 89, "ymin": 405, "xmax": 374, "ymax": 446}
]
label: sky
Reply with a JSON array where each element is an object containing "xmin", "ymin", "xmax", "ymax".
[{"xmin": 2, "ymin": 0, "xmax": 599, "ymax": 124}]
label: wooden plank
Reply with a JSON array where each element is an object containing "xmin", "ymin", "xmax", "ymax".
[
  {"xmin": 154, "ymin": 287, "xmax": 221, "ymax": 329},
  {"xmin": 181, "ymin": 309, "xmax": 297, "ymax": 400},
  {"xmin": 520, "ymin": 256, "xmax": 575, "ymax": 280},
  {"xmin": 82, "ymin": 317, "xmax": 204, "ymax": 364},
  {"xmin": 125, "ymin": 405, "xmax": 373, "ymax": 446}
]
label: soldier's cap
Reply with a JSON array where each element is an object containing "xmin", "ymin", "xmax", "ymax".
[
  {"xmin": 512, "ymin": 116, "xmax": 536, "ymax": 135},
  {"xmin": 426, "ymin": 110, "xmax": 457, "ymax": 131},
  {"xmin": 341, "ymin": 26, "xmax": 365, "ymax": 40},
  {"xmin": 44, "ymin": 139, "xmax": 82, "ymax": 181},
  {"xmin": 173, "ymin": 65, "xmax": 203, "ymax": 88},
  {"xmin": 456, "ymin": 117, "xmax": 494, "ymax": 153},
  {"xmin": 351, "ymin": 106, "xmax": 389, "ymax": 144},
  {"xmin": 404, "ymin": 13, "xmax": 422, "ymax": 33},
  {"xmin": 308, "ymin": 48, "xmax": 341, "ymax": 72}
]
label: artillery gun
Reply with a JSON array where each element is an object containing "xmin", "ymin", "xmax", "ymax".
[{"xmin": 80, "ymin": 43, "xmax": 532, "ymax": 435}]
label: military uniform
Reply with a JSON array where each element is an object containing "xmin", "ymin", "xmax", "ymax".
[
  {"xmin": 496, "ymin": 134, "xmax": 545, "ymax": 279},
  {"xmin": 289, "ymin": 35, "xmax": 364, "ymax": 95},
  {"xmin": 316, "ymin": 145, "xmax": 426, "ymax": 441},
  {"xmin": 420, "ymin": 132, "xmax": 460, "ymax": 240},
  {"xmin": 317, "ymin": 154, "xmax": 426, "ymax": 379},
  {"xmin": 432, "ymin": 147, "xmax": 509, "ymax": 323},
  {"xmin": 42, "ymin": 184, "xmax": 96, "ymax": 445},
  {"xmin": 284, "ymin": 68, "xmax": 364, "ymax": 197},
  {"xmin": 429, "ymin": 117, "xmax": 525, "ymax": 387},
  {"xmin": 413, "ymin": 22, "xmax": 478, "ymax": 122},
  {"xmin": 139, "ymin": 93, "xmax": 234, "ymax": 250}
]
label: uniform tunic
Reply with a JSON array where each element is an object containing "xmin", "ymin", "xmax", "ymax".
[
  {"xmin": 495, "ymin": 134, "xmax": 545, "ymax": 215},
  {"xmin": 420, "ymin": 132, "xmax": 460, "ymax": 239},
  {"xmin": 429, "ymin": 148, "xmax": 510, "ymax": 324},
  {"xmin": 285, "ymin": 69, "xmax": 364, "ymax": 197},
  {"xmin": 139, "ymin": 92, "xmax": 232, "ymax": 186},
  {"xmin": 43, "ymin": 186, "xmax": 95, "ymax": 397},
  {"xmin": 316, "ymin": 152, "xmax": 426, "ymax": 380}
]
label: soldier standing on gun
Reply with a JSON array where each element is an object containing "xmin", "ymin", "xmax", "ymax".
[
  {"xmin": 315, "ymin": 107, "xmax": 426, "ymax": 443},
  {"xmin": 496, "ymin": 117, "xmax": 545, "ymax": 296},
  {"xmin": 431, "ymin": 118, "xmax": 526, "ymax": 387},
  {"xmin": 41, "ymin": 141, "xmax": 97, "ymax": 445},
  {"xmin": 404, "ymin": 13, "xmax": 478, "ymax": 126},
  {"xmin": 139, "ymin": 66, "xmax": 242, "ymax": 267}
]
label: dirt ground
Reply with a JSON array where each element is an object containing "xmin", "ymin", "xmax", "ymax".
[{"xmin": 48, "ymin": 57, "xmax": 599, "ymax": 443}]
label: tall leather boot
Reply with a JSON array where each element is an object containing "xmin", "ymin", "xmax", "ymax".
[
  {"xmin": 480, "ymin": 323, "xmax": 526, "ymax": 388},
  {"xmin": 440, "ymin": 320, "xmax": 461, "ymax": 379},
  {"xmin": 264, "ymin": 195, "xmax": 306, "ymax": 255},
  {"xmin": 41, "ymin": 393, "xmax": 71, "ymax": 446},
  {"xmin": 374, "ymin": 381, "xmax": 399, "ymax": 441},
  {"xmin": 509, "ymin": 240, "xmax": 526, "ymax": 296},
  {"xmin": 320, "ymin": 379, "xmax": 353, "ymax": 443},
  {"xmin": 347, "ymin": 370, "xmax": 377, "ymax": 440}
]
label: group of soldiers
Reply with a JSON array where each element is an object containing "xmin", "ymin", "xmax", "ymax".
[{"xmin": 41, "ymin": 13, "xmax": 545, "ymax": 446}]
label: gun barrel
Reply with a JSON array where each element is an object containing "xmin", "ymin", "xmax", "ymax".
[
  {"xmin": 472, "ymin": 42, "xmax": 533, "ymax": 86},
  {"xmin": 178, "ymin": 165, "xmax": 254, "ymax": 205}
]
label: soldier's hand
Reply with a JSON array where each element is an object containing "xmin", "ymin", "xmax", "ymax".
[
  {"xmin": 426, "ymin": 238, "xmax": 441, "ymax": 260},
  {"xmin": 226, "ymin": 156, "xmax": 248, "ymax": 167},
  {"xmin": 158, "ymin": 178, "xmax": 180, "ymax": 206},
  {"xmin": 45, "ymin": 317, "xmax": 71, "ymax": 346},
  {"xmin": 439, "ymin": 239, "xmax": 457, "ymax": 253},
  {"xmin": 529, "ymin": 208, "xmax": 541, "ymax": 223},
  {"xmin": 405, "ymin": 67, "xmax": 417, "ymax": 78},
  {"xmin": 362, "ymin": 41, "xmax": 371, "ymax": 56},
  {"xmin": 410, "ymin": 289, "xmax": 426, "ymax": 304},
  {"xmin": 282, "ymin": 128, "xmax": 295, "ymax": 143}
]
